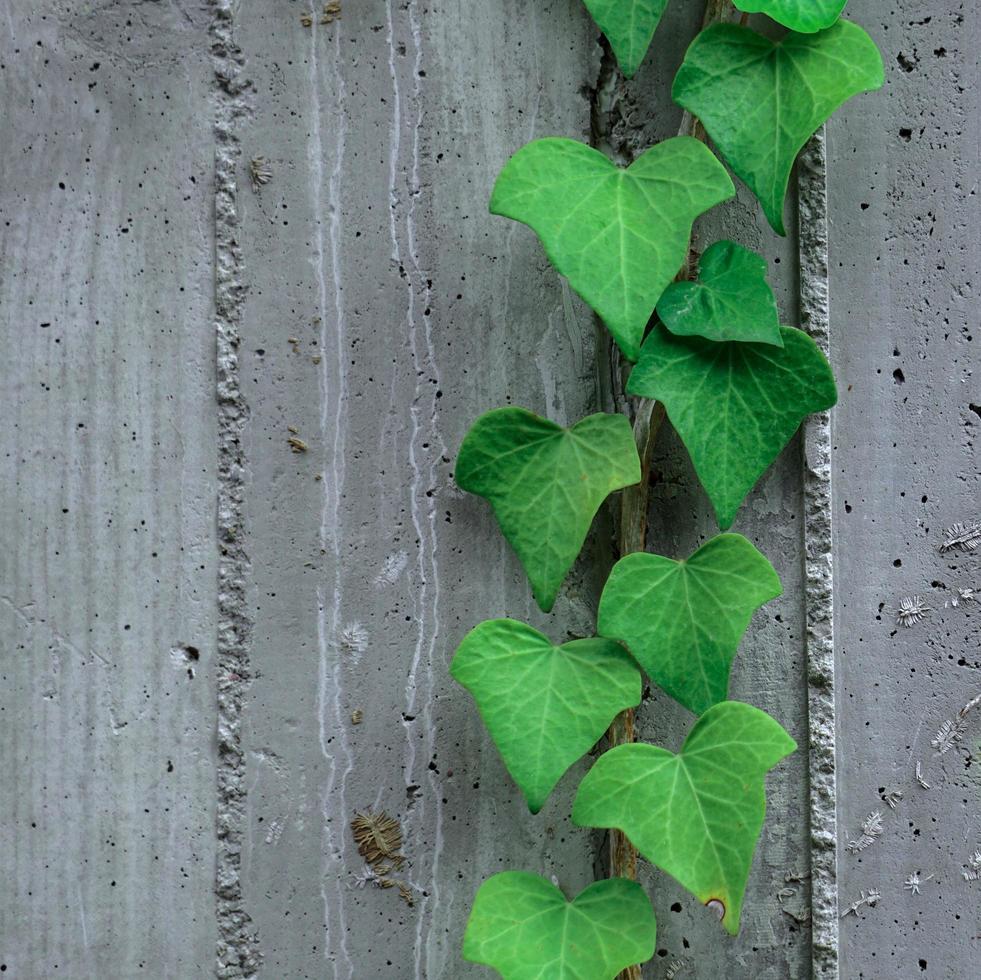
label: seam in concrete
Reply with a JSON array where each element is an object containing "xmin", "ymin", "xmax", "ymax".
[
  {"xmin": 798, "ymin": 125, "xmax": 839, "ymax": 980},
  {"xmin": 210, "ymin": 1, "xmax": 259, "ymax": 976}
]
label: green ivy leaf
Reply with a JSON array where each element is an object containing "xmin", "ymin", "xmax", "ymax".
[
  {"xmin": 490, "ymin": 137, "xmax": 735, "ymax": 361},
  {"xmin": 656, "ymin": 240, "xmax": 782, "ymax": 346},
  {"xmin": 463, "ymin": 872, "xmax": 656, "ymax": 979},
  {"xmin": 672, "ymin": 22, "xmax": 883, "ymax": 234},
  {"xmin": 451, "ymin": 620, "xmax": 641, "ymax": 813},
  {"xmin": 733, "ymin": 0, "xmax": 847, "ymax": 33},
  {"xmin": 456, "ymin": 408, "xmax": 641, "ymax": 612},
  {"xmin": 572, "ymin": 701, "xmax": 795, "ymax": 935},
  {"xmin": 582, "ymin": 0, "xmax": 670, "ymax": 79},
  {"xmin": 626, "ymin": 325, "xmax": 836, "ymax": 529},
  {"xmin": 597, "ymin": 534, "xmax": 780, "ymax": 715}
]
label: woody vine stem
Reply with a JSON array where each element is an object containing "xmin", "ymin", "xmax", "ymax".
[{"xmin": 605, "ymin": 1, "xmax": 735, "ymax": 919}]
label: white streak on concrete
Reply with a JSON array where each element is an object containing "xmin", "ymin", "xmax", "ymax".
[
  {"xmin": 386, "ymin": 3, "xmax": 447, "ymax": 975},
  {"xmin": 308, "ymin": 20, "xmax": 354, "ymax": 979},
  {"xmin": 77, "ymin": 883, "xmax": 89, "ymax": 951}
]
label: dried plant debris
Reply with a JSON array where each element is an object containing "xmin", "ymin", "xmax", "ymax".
[
  {"xmin": 915, "ymin": 761, "xmax": 931, "ymax": 789},
  {"xmin": 351, "ymin": 811, "xmax": 405, "ymax": 871},
  {"xmin": 287, "ymin": 436, "xmax": 308, "ymax": 454},
  {"xmin": 322, "ymin": 2, "xmax": 341, "ymax": 25},
  {"xmin": 350, "ymin": 811, "xmax": 417, "ymax": 909},
  {"xmin": 249, "ymin": 156, "xmax": 273, "ymax": 193},
  {"xmin": 300, "ymin": 12, "xmax": 314, "ymax": 27},
  {"xmin": 783, "ymin": 906, "xmax": 811, "ymax": 925},
  {"xmin": 896, "ymin": 595, "xmax": 929, "ymax": 627},
  {"xmin": 948, "ymin": 587, "xmax": 976, "ymax": 608},
  {"xmin": 351, "ymin": 708, "xmax": 363, "ymax": 725},
  {"xmin": 351, "ymin": 867, "xmax": 376, "ymax": 889},
  {"xmin": 962, "ymin": 850, "xmax": 981, "ymax": 882},
  {"xmin": 776, "ymin": 877, "xmax": 811, "ymax": 924},
  {"xmin": 879, "ymin": 788, "xmax": 903, "ymax": 810},
  {"xmin": 846, "ymin": 810, "xmax": 884, "ymax": 853},
  {"xmin": 932, "ymin": 717, "xmax": 965, "ymax": 755},
  {"xmin": 940, "ymin": 521, "xmax": 981, "ymax": 554},
  {"xmin": 903, "ymin": 871, "xmax": 933, "ymax": 895},
  {"xmin": 932, "ymin": 692, "xmax": 981, "ymax": 755},
  {"xmin": 841, "ymin": 888, "xmax": 881, "ymax": 918},
  {"xmin": 340, "ymin": 622, "xmax": 369, "ymax": 658},
  {"xmin": 374, "ymin": 550, "xmax": 409, "ymax": 588},
  {"xmin": 352, "ymin": 866, "xmax": 393, "ymax": 890}
]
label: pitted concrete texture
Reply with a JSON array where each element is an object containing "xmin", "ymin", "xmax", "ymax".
[
  {"xmin": 1, "ymin": 1, "xmax": 977, "ymax": 978},
  {"xmin": 831, "ymin": 3, "xmax": 981, "ymax": 978},
  {"xmin": 0, "ymin": 2, "xmax": 219, "ymax": 976}
]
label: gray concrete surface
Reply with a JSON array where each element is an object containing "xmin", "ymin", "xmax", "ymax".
[
  {"xmin": 1, "ymin": 1, "xmax": 977, "ymax": 978},
  {"xmin": 831, "ymin": 2, "xmax": 981, "ymax": 978},
  {"xmin": 0, "ymin": 2, "xmax": 219, "ymax": 976}
]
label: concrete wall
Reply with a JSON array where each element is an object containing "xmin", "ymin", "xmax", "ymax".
[
  {"xmin": 833, "ymin": 2, "xmax": 981, "ymax": 977},
  {"xmin": 0, "ymin": 2, "xmax": 218, "ymax": 975},
  {"xmin": 1, "ymin": 1, "xmax": 976, "ymax": 978}
]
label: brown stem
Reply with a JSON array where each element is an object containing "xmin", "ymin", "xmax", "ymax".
[{"xmin": 606, "ymin": 5, "xmax": 737, "ymax": 979}]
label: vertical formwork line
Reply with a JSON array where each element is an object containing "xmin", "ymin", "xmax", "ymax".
[
  {"xmin": 210, "ymin": 1, "xmax": 259, "ymax": 976},
  {"xmin": 798, "ymin": 125, "xmax": 839, "ymax": 980}
]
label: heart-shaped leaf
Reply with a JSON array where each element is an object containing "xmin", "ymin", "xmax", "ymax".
[
  {"xmin": 733, "ymin": 0, "xmax": 847, "ymax": 33},
  {"xmin": 451, "ymin": 620, "xmax": 641, "ymax": 813},
  {"xmin": 582, "ymin": 0, "xmax": 670, "ymax": 78},
  {"xmin": 490, "ymin": 137, "xmax": 735, "ymax": 360},
  {"xmin": 626, "ymin": 325, "xmax": 837, "ymax": 530},
  {"xmin": 656, "ymin": 240, "xmax": 782, "ymax": 346},
  {"xmin": 672, "ymin": 22, "xmax": 883, "ymax": 234},
  {"xmin": 464, "ymin": 872, "xmax": 656, "ymax": 979},
  {"xmin": 456, "ymin": 408, "xmax": 641, "ymax": 612},
  {"xmin": 598, "ymin": 534, "xmax": 781, "ymax": 715},
  {"xmin": 572, "ymin": 701, "xmax": 795, "ymax": 934}
]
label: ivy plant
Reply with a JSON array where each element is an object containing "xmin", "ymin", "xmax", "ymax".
[
  {"xmin": 464, "ymin": 873, "xmax": 656, "ymax": 979},
  {"xmin": 673, "ymin": 21, "xmax": 884, "ymax": 234},
  {"xmin": 656, "ymin": 240, "xmax": 782, "ymax": 347},
  {"xmin": 581, "ymin": 0, "xmax": 669, "ymax": 78},
  {"xmin": 456, "ymin": 408, "xmax": 641, "ymax": 611},
  {"xmin": 733, "ymin": 0, "xmax": 848, "ymax": 33},
  {"xmin": 449, "ymin": 1, "xmax": 883, "ymax": 976},
  {"xmin": 627, "ymin": 325, "xmax": 838, "ymax": 528},
  {"xmin": 572, "ymin": 701, "xmax": 796, "ymax": 935},
  {"xmin": 489, "ymin": 137, "xmax": 733, "ymax": 361},
  {"xmin": 452, "ymin": 620, "xmax": 641, "ymax": 813},
  {"xmin": 597, "ymin": 534, "xmax": 781, "ymax": 714}
]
